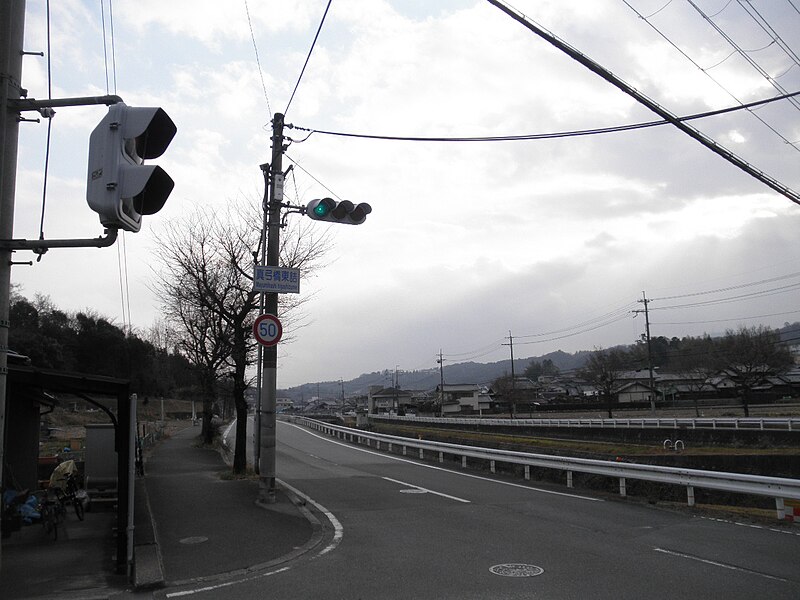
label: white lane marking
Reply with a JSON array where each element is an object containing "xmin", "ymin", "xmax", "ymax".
[
  {"xmin": 280, "ymin": 421, "xmax": 602, "ymax": 502},
  {"xmin": 382, "ymin": 476, "xmax": 471, "ymax": 503},
  {"xmin": 653, "ymin": 548, "xmax": 789, "ymax": 583},
  {"xmin": 701, "ymin": 515, "xmax": 800, "ymax": 538},
  {"xmin": 165, "ymin": 567, "xmax": 290, "ymax": 598},
  {"xmin": 278, "ymin": 478, "xmax": 344, "ymax": 557}
]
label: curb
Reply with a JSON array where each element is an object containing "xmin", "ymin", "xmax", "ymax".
[{"xmin": 132, "ymin": 477, "xmax": 165, "ymax": 590}]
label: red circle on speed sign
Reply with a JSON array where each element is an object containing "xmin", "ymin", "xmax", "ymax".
[{"xmin": 253, "ymin": 314, "xmax": 282, "ymax": 347}]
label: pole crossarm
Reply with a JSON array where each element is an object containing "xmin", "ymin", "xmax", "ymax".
[{"xmin": 0, "ymin": 228, "xmax": 118, "ymax": 251}]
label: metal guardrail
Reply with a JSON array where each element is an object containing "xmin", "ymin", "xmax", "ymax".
[
  {"xmin": 371, "ymin": 414, "xmax": 800, "ymax": 431},
  {"xmin": 290, "ymin": 416, "xmax": 800, "ymax": 519}
]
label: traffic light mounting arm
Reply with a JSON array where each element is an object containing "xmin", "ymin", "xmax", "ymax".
[
  {"xmin": 0, "ymin": 228, "xmax": 118, "ymax": 253},
  {"xmin": 0, "ymin": 95, "xmax": 130, "ymax": 254}
]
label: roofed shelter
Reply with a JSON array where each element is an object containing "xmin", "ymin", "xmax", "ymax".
[{"xmin": 3, "ymin": 363, "xmax": 135, "ymax": 575}]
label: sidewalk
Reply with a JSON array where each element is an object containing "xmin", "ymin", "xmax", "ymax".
[
  {"xmin": 1, "ymin": 423, "xmax": 316, "ymax": 599},
  {"xmin": 135, "ymin": 424, "xmax": 317, "ymax": 588}
]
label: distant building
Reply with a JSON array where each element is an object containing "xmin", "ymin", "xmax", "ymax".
[{"xmin": 436, "ymin": 383, "xmax": 492, "ymax": 415}]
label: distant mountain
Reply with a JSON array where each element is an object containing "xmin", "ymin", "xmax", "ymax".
[{"xmin": 278, "ymin": 349, "xmax": 593, "ymax": 403}]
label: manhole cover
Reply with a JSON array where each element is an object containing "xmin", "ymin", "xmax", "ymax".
[
  {"xmin": 489, "ymin": 564, "xmax": 544, "ymax": 577},
  {"xmin": 179, "ymin": 536, "xmax": 209, "ymax": 545}
]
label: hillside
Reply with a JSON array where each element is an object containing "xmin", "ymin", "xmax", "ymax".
[{"xmin": 278, "ymin": 349, "xmax": 592, "ymax": 402}]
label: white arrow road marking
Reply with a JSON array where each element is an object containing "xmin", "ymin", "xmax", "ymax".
[{"xmin": 382, "ymin": 476, "xmax": 471, "ymax": 503}]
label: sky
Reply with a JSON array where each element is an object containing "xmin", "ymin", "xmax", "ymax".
[{"xmin": 12, "ymin": 0, "xmax": 800, "ymax": 389}]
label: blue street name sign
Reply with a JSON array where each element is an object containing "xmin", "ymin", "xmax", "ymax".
[{"xmin": 253, "ymin": 266, "xmax": 300, "ymax": 293}]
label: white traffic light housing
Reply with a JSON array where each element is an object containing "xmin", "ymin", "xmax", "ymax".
[
  {"xmin": 305, "ymin": 198, "xmax": 371, "ymax": 225},
  {"xmin": 87, "ymin": 102, "xmax": 177, "ymax": 232}
]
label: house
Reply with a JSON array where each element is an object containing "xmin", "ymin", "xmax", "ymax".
[
  {"xmin": 436, "ymin": 383, "xmax": 492, "ymax": 415},
  {"xmin": 368, "ymin": 386, "xmax": 414, "ymax": 414},
  {"xmin": 615, "ymin": 381, "xmax": 656, "ymax": 404}
]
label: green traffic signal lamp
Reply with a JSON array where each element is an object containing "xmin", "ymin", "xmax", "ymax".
[
  {"xmin": 305, "ymin": 198, "xmax": 371, "ymax": 225},
  {"xmin": 311, "ymin": 197, "xmax": 336, "ymax": 219}
]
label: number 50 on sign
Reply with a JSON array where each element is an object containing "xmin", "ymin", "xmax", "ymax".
[{"xmin": 253, "ymin": 314, "xmax": 282, "ymax": 347}]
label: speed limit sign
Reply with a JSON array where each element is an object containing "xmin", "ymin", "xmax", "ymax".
[{"xmin": 253, "ymin": 314, "xmax": 282, "ymax": 347}]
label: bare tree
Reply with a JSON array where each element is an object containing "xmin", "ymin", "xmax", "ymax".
[
  {"xmin": 578, "ymin": 347, "xmax": 627, "ymax": 418},
  {"xmin": 714, "ymin": 325, "xmax": 793, "ymax": 417},
  {"xmin": 152, "ymin": 200, "xmax": 330, "ymax": 471}
]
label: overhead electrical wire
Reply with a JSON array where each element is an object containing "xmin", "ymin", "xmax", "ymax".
[
  {"xmin": 650, "ymin": 270, "xmax": 800, "ymax": 301},
  {"xmin": 686, "ymin": 0, "xmax": 800, "ymax": 113},
  {"xmin": 622, "ymin": 0, "xmax": 800, "ymax": 153},
  {"xmin": 734, "ymin": 0, "xmax": 800, "ymax": 76},
  {"xmin": 652, "ymin": 308, "xmax": 800, "ymax": 326},
  {"xmin": 284, "ymin": 0, "xmax": 333, "ymax": 117},
  {"xmin": 36, "ymin": 0, "xmax": 53, "ymax": 256},
  {"xmin": 483, "ymin": 0, "xmax": 800, "ymax": 206},
  {"xmin": 244, "ymin": 0, "xmax": 272, "ymax": 119},
  {"xmin": 289, "ymin": 89, "xmax": 800, "ymax": 143}
]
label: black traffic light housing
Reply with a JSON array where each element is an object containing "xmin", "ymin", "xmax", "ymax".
[{"xmin": 305, "ymin": 198, "xmax": 371, "ymax": 225}]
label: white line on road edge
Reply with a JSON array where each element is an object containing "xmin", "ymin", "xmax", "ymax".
[
  {"xmin": 278, "ymin": 478, "xmax": 344, "ymax": 557},
  {"xmin": 165, "ymin": 567, "xmax": 291, "ymax": 598},
  {"xmin": 281, "ymin": 421, "xmax": 602, "ymax": 502},
  {"xmin": 653, "ymin": 548, "xmax": 788, "ymax": 583},
  {"xmin": 382, "ymin": 476, "xmax": 471, "ymax": 503}
]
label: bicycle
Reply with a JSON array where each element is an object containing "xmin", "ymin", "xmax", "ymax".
[
  {"xmin": 38, "ymin": 489, "xmax": 66, "ymax": 541},
  {"xmin": 60, "ymin": 473, "xmax": 85, "ymax": 521}
]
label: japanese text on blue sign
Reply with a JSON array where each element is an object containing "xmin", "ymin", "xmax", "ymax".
[{"xmin": 253, "ymin": 266, "xmax": 300, "ymax": 293}]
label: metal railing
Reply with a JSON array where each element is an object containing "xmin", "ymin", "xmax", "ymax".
[
  {"xmin": 290, "ymin": 416, "xmax": 800, "ymax": 519},
  {"xmin": 370, "ymin": 414, "xmax": 800, "ymax": 431}
]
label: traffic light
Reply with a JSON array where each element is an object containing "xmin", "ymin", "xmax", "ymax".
[
  {"xmin": 305, "ymin": 198, "xmax": 371, "ymax": 225},
  {"xmin": 86, "ymin": 102, "xmax": 177, "ymax": 232}
]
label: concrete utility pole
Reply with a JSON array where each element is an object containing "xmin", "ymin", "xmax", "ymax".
[
  {"xmin": 437, "ymin": 350, "xmax": 445, "ymax": 417},
  {"xmin": 0, "ymin": 0, "xmax": 26, "ymax": 559},
  {"xmin": 258, "ymin": 113, "xmax": 285, "ymax": 504},
  {"xmin": 503, "ymin": 330, "xmax": 516, "ymax": 418},
  {"xmin": 636, "ymin": 291, "xmax": 657, "ymax": 413}
]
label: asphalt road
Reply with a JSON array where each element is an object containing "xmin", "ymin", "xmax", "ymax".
[{"xmin": 202, "ymin": 418, "xmax": 800, "ymax": 599}]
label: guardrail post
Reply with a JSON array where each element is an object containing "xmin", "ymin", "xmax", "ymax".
[
  {"xmin": 619, "ymin": 477, "xmax": 627, "ymax": 497},
  {"xmin": 490, "ymin": 460, "xmax": 496, "ymax": 474},
  {"xmin": 462, "ymin": 456, "xmax": 467, "ymax": 468},
  {"xmin": 687, "ymin": 486, "xmax": 695, "ymax": 507},
  {"xmin": 776, "ymin": 497, "xmax": 785, "ymax": 520},
  {"xmin": 403, "ymin": 445, "xmax": 407, "ymax": 456},
  {"xmin": 419, "ymin": 448, "xmax": 424, "ymax": 459},
  {"xmin": 524, "ymin": 465, "xmax": 530, "ymax": 481},
  {"xmin": 439, "ymin": 451, "xmax": 444, "ymax": 464},
  {"xmin": 388, "ymin": 443, "xmax": 392, "ymax": 452},
  {"xmin": 567, "ymin": 471, "xmax": 573, "ymax": 488},
  {"xmin": 376, "ymin": 441, "xmax": 380, "ymax": 450}
]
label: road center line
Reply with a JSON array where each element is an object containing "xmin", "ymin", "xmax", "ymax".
[
  {"xmin": 653, "ymin": 548, "xmax": 788, "ymax": 583},
  {"xmin": 382, "ymin": 476, "xmax": 471, "ymax": 503}
]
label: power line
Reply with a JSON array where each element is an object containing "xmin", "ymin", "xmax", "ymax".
[
  {"xmin": 621, "ymin": 0, "xmax": 800, "ymax": 153},
  {"xmin": 686, "ymin": 0, "xmax": 800, "ymax": 113},
  {"xmin": 652, "ymin": 308, "xmax": 800, "ymax": 326},
  {"xmin": 284, "ymin": 0, "xmax": 333, "ymax": 117},
  {"xmin": 650, "ymin": 270, "xmax": 800, "ymax": 301},
  {"xmin": 484, "ymin": 0, "xmax": 800, "ymax": 205},
  {"xmin": 289, "ymin": 89, "xmax": 800, "ymax": 143},
  {"xmin": 244, "ymin": 0, "xmax": 272, "ymax": 119}
]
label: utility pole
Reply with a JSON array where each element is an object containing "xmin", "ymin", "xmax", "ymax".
[
  {"xmin": 436, "ymin": 350, "xmax": 445, "ymax": 417},
  {"xmin": 0, "ymin": 0, "xmax": 26, "ymax": 558},
  {"xmin": 635, "ymin": 291, "xmax": 657, "ymax": 413},
  {"xmin": 257, "ymin": 112, "xmax": 285, "ymax": 505},
  {"xmin": 502, "ymin": 330, "xmax": 516, "ymax": 418}
]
